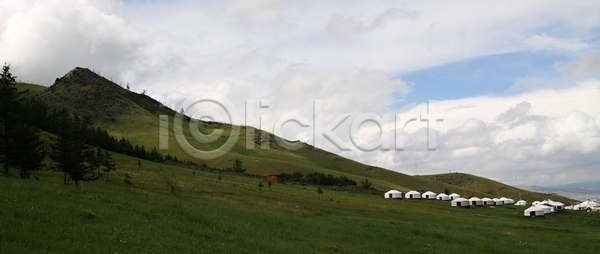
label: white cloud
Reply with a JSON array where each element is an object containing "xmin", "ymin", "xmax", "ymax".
[{"xmin": 526, "ymin": 33, "xmax": 589, "ymax": 51}]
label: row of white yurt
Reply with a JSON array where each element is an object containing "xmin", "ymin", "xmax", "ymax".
[
  {"xmin": 451, "ymin": 198, "xmax": 470, "ymax": 207},
  {"xmin": 436, "ymin": 193, "xmax": 450, "ymax": 200},
  {"xmin": 524, "ymin": 206, "xmax": 545, "ymax": 217},
  {"xmin": 384, "ymin": 190, "xmax": 403, "ymax": 199}
]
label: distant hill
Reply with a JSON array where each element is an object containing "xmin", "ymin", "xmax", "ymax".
[
  {"xmin": 517, "ymin": 180, "xmax": 600, "ymax": 201},
  {"xmin": 419, "ymin": 173, "xmax": 576, "ymax": 204},
  {"xmin": 24, "ymin": 67, "xmax": 576, "ymax": 202},
  {"xmin": 16, "ymin": 82, "xmax": 46, "ymax": 97}
]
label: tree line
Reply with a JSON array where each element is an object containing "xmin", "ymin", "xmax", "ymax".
[{"xmin": 280, "ymin": 171, "xmax": 358, "ymax": 187}]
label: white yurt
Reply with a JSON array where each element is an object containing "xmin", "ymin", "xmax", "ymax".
[
  {"xmin": 534, "ymin": 205, "xmax": 552, "ymax": 214},
  {"xmin": 405, "ymin": 190, "xmax": 421, "ymax": 199},
  {"xmin": 436, "ymin": 193, "xmax": 450, "ymax": 201},
  {"xmin": 541, "ymin": 199, "xmax": 564, "ymax": 211},
  {"xmin": 468, "ymin": 197, "xmax": 483, "ymax": 206},
  {"xmin": 515, "ymin": 200, "xmax": 528, "ymax": 206},
  {"xmin": 451, "ymin": 198, "xmax": 470, "ymax": 207},
  {"xmin": 532, "ymin": 201, "xmax": 541, "ymax": 206},
  {"xmin": 449, "ymin": 193, "xmax": 461, "ymax": 200},
  {"xmin": 482, "ymin": 198, "xmax": 495, "ymax": 206},
  {"xmin": 577, "ymin": 200, "xmax": 600, "ymax": 210},
  {"xmin": 422, "ymin": 191, "xmax": 436, "ymax": 199},
  {"xmin": 500, "ymin": 197, "xmax": 514, "ymax": 204},
  {"xmin": 524, "ymin": 206, "xmax": 545, "ymax": 217},
  {"xmin": 384, "ymin": 190, "xmax": 402, "ymax": 199},
  {"xmin": 493, "ymin": 198, "xmax": 504, "ymax": 206}
]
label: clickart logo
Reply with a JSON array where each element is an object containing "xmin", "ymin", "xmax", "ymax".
[{"xmin": 158, "ymin": 93, "xmax": 443, "ymax": 160}]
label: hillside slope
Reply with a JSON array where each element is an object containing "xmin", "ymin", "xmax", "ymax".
[{"xmin": 29, "ymin": 68, "xmax": 574, "ymax": 201}]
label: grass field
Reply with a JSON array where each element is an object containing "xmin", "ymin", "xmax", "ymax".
[{"xmin": 1, "ymin": 153, "xmax": 598, "ymax": 253}]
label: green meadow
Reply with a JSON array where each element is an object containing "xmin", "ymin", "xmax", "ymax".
[{"xmin": 2, "ymin": 153, "xmax": 599, "ymax": 253}]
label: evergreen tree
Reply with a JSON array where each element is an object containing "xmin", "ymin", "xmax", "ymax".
[
  {"xmin": 0, "ymin": 64, "xmax": 26, "ymax": 175},
  {"xmin": 101, "ymin": 150, "xmax": 116, "ymax": 182},
  {"xmin": 50, "ymin": 114, "xmax": 97, "ymax": 186},
  {"xmin": 10, "ymin": 123, "xmax": 45, "ymax": 179},
  {"xmin": 233, "ymin": 159, "xmax": 245, "ymax": 173}
]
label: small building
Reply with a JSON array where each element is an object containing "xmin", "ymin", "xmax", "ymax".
[
  {"xmin": 515, "ymin": 200, "xmax": 528, "ymax": 206},
  {"xmin": 482, "ymin": 198, "xmax": 495, "ymax": 206},
  {"xmin": 524, "ymin": 206, "xmax": 545, "ymax": 217},
  {"xmin": 468, "ymin": 197, "xmax": 483, "ymax": 206},
  {"xmin": 451, "ymin": 198, "xmax": 470, "ymax": 207},
  {"xmin": 405, "ymin": 190, "xmax": 421, "ymax": 199},
  {"xmin": 436, "ymin": 193, "xmax": 450, "ymax": 201},
  {"xmin": 449, "ymin": 193, "xmax": 461, "ymax": 200},
  {"xmin": 384, "ymin": 190, "xmax": 403, "ymax": 199},
  {"xmin": 422, "ymin": 191, "xmax": 436, "ymax": 199},
  {"xmin": 260, "ymin": 173, "xmax": 284, "ymax": 183}
]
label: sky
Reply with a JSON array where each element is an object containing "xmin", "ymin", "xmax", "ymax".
[{"xmin": 1, "ymin": 0, "xmax": 599, "ymax": 186}]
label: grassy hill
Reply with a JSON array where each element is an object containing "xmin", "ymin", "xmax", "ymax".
[
  {"xmin": 1, "ymin": 154, "xmax": 598, "ymax": 253},
  {"xmin": 419, "ymin": 173, "xmax": 574, "ymax": 204},
  {"xmin": 16, "ymin": 82, "xmax": 46, "ymax": 97},
  {"xmin": 23, "ymin": 67, "xmax": 575, "ymax": 202}
]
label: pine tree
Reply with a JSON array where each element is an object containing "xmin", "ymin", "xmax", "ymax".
[
  {"xmin": 50, "ymin": 114, "xmax": 97, "ymax": 186},
  {"xmin": 0, "ymin": 64, "xmax": 26, "ymax": 175},
  {"xmin": 101, "ymin": 150, "xmax": 116, "ymax": 182},
  {"xmin": 10, "ymin": 123, "xmax": 46, "ymax": 179}
]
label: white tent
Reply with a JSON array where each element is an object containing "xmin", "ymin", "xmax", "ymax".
[
  {"xmin": 482, "ymin": 198, "xmax": 495, "ymax": 206},
  {"xmin": 534, "ymin": 205, "xmax": 552, "ymax": 214},
  {"xmin": 436, "ymin": 193, "xmax": 450, "ymax": 201},
  {"xmin": 422, "ymin": 191, "xmax": 436, "ymax": 199},
  {"xmin": 577, "ymin": 200, "xmax": 600, "ymax": 211},
  {"xmin": 515, "ymin": 200, "xmax": 528, "ymax": 206},
  {"xmin": 532, "ymin": 201, "xmax": 541, "ymax": 206},
  {"xmin": 405, "ymin": 190, "xmax": 421, "ymax": 199},
  {"xmin": 384, "ymin": 190, "xmax": 402, "ymax": 199},
  {"xmin": 451, "ymin": 198, "xmax": 470, "ymax": 207},
  {"xmin": 524, "ymin": 206, "xmax": 545, "ymax": 217},
  {"xmin": 449, "ymin": 193, "xmax": 461, "ymax": 200},
  {"xmin": 500, "ymin": 197, "xmax": 514, "ymax": 204},
  {"xmin": 493, "ymin": 198, "xmax": 504, "ymax": 206},
  {"xmin": 468, "ymin": 197, "xmax": 483, "ymax": 206},
  {"xmin": 541, "ymin": 199, "xmax": 564, "ymax": 211}
]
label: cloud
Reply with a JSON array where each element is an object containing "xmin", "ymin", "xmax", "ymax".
[
  {"xmin": 508, "ymin": 76, "xmax": 539, "ymax": 92},
  {"xmin": 496, "ymin": 101, "xmax": 531, "ymax": 123},
  {"xmin": 525, "ymin": 33, "xmax": 589, "ymax": 51},
  {"xmin": 0, "ymin": 0, "xmax": 145, "ymax": 85},
  {"xmin": 325, "ymin": 7, "xmax": 420, "ymax": 39},
  {"xmin": 555, "ymin": 51, "xmax": 600, "ymax": 78}
]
